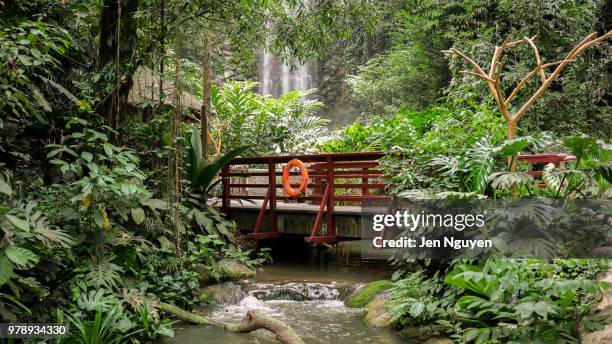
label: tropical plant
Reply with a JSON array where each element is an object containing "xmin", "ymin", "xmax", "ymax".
[
  {"xmin": 0, "ymin": 177, "xmax": 74, "ymax": 321},
  {"xmin": 388, "ymin": 271, "xmax": 456, "ymax": 328},
  {"xmin": 388, "ymin": 258, "xmax": 609, "ymax": 344},
  {"xmin": 210, "ymin": 82, "xmax": 329, "ymax": 156},
  {"xmin": 187, "ymin": 128, "xmax": 247, "ymax": 198},
  {"xmin": 444, "ymin": 258, "xmax": 608, "ymax": 343},
  {"xmin": 134, "ymin": 302, "xmax": 174, "ymax": 340},
  {"xmin": 66, "ymin": 307, "xmax": 133, "ymax": 344}
]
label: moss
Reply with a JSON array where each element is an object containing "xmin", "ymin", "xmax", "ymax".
[{"xmin": 346, "ymin": 280, "xmax": 393, "ymax": 308}]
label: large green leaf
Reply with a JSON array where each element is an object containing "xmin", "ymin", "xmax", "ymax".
[
  {"xmin": 563, "ymin": 135, "xmax": 599, "ymax": 161},
  {"xmin": 189, "ymin": 129, "xmax": 248, "ymax": 194},
  {"xmin": 0, "ymin": 256, "xmax": 13, "ymax": 286},
  {"xmin": 0, "ymin": 179, "xmax": 12, "ymax": 196},
  {"xmin": 143, "ymin": 198, "xmax": 169, "ymax": 210},
  {"xmin": 4, "ymin": 247, "xmax": 39, "ymax": 269},
  {"xmin": 5, "ymin": 214, "xmax": 30, "ymax": 232},
  {"xmin": 194, "ymin": 210, "xmax": 215, "ymax": 234},
  {"xmin": 131, "ymin": 207, "xmax": 145, "ymax": 225}
]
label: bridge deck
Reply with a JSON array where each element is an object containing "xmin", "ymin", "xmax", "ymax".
[{"xmin": 224, "ymin": 199, "xmax": 367, "ymax": 215}]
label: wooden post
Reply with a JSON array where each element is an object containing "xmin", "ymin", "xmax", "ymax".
[
  {"xmin": 253, "ymin": 187, "xmax": 271, "ymax": 234},
  {"xmin": 268, "ymin": 159, "xmax": 277, "ymax": 233},
  {"xmin": 362, "ymin": 167, "xmax": 369, "ymax": 196},
  {"xmin": 221, "ymin": 166, "xmax": 230, "ymax": 211},
  {"xmin": 326, "ymin": 156, "xmax": 335, "ymax": 238}
]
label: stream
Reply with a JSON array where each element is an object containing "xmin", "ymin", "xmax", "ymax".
[{"xmin": 162, "ymin": 241, "xmax": 404, "ymax": 344}]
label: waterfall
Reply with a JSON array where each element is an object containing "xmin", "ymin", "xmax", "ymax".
[
  {"xmin": 259, "ymin": 52, "xmax": 273, "ymax": 95},
  {"xmin": 258, "ymin": 52, "xmax": 315, "ymax": 97}
]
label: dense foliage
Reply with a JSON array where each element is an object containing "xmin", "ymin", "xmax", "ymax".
[
  {"xmin": 1, "ymin": 0, "xmax": 610, "ymax": 343},
  {"xmin": 389, "ymin": 259, "xmax": 610, "ymax": 343},
  {"xmin": 345, "ymin": 0, "xmax": 610, "ymax": 137}
]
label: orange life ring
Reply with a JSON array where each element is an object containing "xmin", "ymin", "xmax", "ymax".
[{"xmin": 282, "ymin": 159, "xmax": 309, "ymax": 197}]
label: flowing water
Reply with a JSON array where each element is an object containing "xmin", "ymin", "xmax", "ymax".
[
  {"xmin": 258, "ymin": 51, "xmax": 314, "ymax": 97},
  {"xmin": 162, "ymin": 243, "xmax": 404, "ymax": 344}
]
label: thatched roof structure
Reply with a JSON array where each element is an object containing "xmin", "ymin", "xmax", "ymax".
[{"xmin": 128, "ymin": 67, "xmax": 202, "ymax": 112}]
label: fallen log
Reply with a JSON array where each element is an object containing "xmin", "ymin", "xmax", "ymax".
[
  {"xmin": 225, "ymin": 310, "xmax": 305, "ymax": 344},
  {"xmin": 157, "ymin": 302, "xmax": 305, "ymax": 344}
]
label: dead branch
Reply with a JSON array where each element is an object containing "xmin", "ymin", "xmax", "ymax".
[
  {"xmin": 443, "ymin": 30, "xmax": 612, "ymax": 139},
  {"xmin": 523, "ymin": 36, "xmax": 547, "ymax": 83},
  {"xmin": 225, "ymin": 311, "xmax": 305, "ymax": 344},
  {"xmin": 459, "ymin": 70, "xmax": 496, "ymax": 83},
  {"xmin": 157, "ymin": 302, "xmax": 305, "ymax": 344}
]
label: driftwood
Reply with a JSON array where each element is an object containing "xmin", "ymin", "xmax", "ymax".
[
  {"xmin": 157, "ymin": 302, "xmax": 305, "ymax": 344},
  {"xmin": 224, "ymin": 310, "xmax": 305, "ymax": 344}
]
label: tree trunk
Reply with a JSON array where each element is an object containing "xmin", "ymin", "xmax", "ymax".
[
  {"xmin": 157, "ymin": 302, "xmax": 305, "ymax": 344},
  {"xmin": 97, "ymin": 0, "xmax": 139, "ymax": 142},
  {"xmin": 507, "ymin": 120, "xmax": 517, "ymax": 173},
  {"xmin": 201, "ymin": 27, "xmax": 213, "ymax": 160}
]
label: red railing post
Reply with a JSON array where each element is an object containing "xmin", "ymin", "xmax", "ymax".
[
  {"xmin": 362, "ymin": 167, "xmax": 369, "ymax": 196},
  {"xmin": 268, "ymin": 158, "xmax": 277, "ymax": 233},
  {"xmin": 326, "ymin": 156, "xmax": 335, "ymax": 238}
]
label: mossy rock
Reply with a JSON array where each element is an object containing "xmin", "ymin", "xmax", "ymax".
[
  {"xmin": 195, "ymin": 264, "xmax": 214, "ymax": 285},
  {"xmin": 201, "ymin": 283, "xmax": 244, "ymax": 305},
  {"xmin": 346, "ymin": 280, "xmax": 392, "ymax": 308},
  {"xmin": 364, "ymin": 296, "xmax": 393, "ymax": 328},
  {"xmin": 216, "ymin": 258, "xmax": 255, "ymax": 281}
]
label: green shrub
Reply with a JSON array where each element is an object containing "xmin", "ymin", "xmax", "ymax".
[{"xmin": 388, "ymin": 258, "xmax": 610, "ymax": 343}]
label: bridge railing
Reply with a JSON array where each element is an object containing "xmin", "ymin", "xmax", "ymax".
[
  {"xmin": 221, "ymin": 151, "xmax": 390, "ymax": 244},
  {"xmin": 220, "ymin": 152, "xmax": 577, "ymax": 244}
]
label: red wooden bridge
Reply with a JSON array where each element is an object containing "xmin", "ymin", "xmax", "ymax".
[
  {"xmin": 220, "ymin": 152, "xmax": 575, "ymax": 245},
  {"xmin": 221, "ymin": 152, "xmax": 390, "ymax": 244}
]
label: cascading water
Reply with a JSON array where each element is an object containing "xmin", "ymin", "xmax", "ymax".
[
  {"xmin": 164, "ymin": 280, "xmax": 403, "ymax": 344},
  {"xmin": 258, "ymin": 52, "xmax": 314, "ymax": 97},
  {"xmin": 258, "ymin": 1, "xmax": 315, "ymax": 97},
  {"xmin": 162, "ymin": 245, "xmax": 403, "ymax": 344}
]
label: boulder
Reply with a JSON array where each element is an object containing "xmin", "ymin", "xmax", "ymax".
[
  {"xmin": 201, "ymin": 283, "xmax": 244, "ymax": 305},
  {"xmin": 364, "ymin": 295, "xmax": 393, "ymax": 328},
  {"xmin": 195, "ymin": 264, "xmax": 214, "ymax": 285},
  {"xmin": 580, "ymin": 268, "xmax": 612, "ymax": 344},
  {"xmin": 217, "ymin": 258, "xmax": 255, "ymax": 281},
  {"xmin": 346, "ymin": 280, "xmax": 393, "ymax": 308}
]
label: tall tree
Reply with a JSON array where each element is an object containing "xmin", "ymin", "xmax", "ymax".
[{"xmin": 97, "ymin": 0, "xmax": 139, "ymax": 141}]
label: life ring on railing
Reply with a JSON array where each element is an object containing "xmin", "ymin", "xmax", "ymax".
[{"xmin": 282, "ymin": 159, "xmax": 309, "ymax": 197}]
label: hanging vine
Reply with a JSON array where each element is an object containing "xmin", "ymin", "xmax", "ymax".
[{"xmin": 166, "ymin": 0, "xmax": 184, "ymax": 256}]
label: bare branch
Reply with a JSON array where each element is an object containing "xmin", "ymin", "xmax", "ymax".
[
  {"xmin": 513, "ymin": 30, "xmax": 612, "ymax": 122},
  {"xmin": 505, "ymin": 68, "xmax": 540, "ymax": 107},
  {"xmin": 523, "ymin": 36, "xmax": 546, "ymax": 83},
  {"xmin": 572, "ymin": 30, "xmax": 612, "ymax": 56},
  {"xmin": 502, "ymin": 34, "xmax": 537, "ymax": 49},
  {"xmin": 459, "ymin": 70, "xmax": 496, "ymax": 83},
  {"xmin": 442, "ymin": 48, "xmax": 487, "ymax": 75},
  {"xmin": 541, "ymin": 59, "xmax": 577, "ymax": 69}
]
